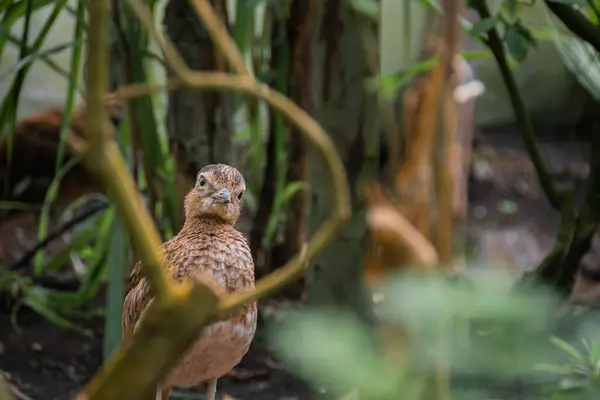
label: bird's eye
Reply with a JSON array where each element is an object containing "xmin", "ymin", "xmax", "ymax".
[
  {"xmin": 237, "ymin": 191, "xmax": 244, "ymax": 200},
  {"xmin": 198, "ymin": 177, "xmax": 206, "ymax": 188}
]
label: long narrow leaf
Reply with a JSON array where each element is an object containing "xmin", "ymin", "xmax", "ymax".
[
  {"xmin": 34, "ymin": 156, "xmax": 81, "ymax": 275},
  {"xmin": 0, "ymin": 28, "xmax": 73, "ymax": 80},
  {"xmin": 21, "ymin": 286, "xmax": 90, "ymax": 335},
  {"xmin": 0, "ymin": 0, "xmax": 54, "ymax": 56},
  {"xmin": 103, "ymin": 210, "xmax": 127, "ymax": 361},
  {"xmin": 55, "ymin": 0, "xmax": 85, "ymax": 173},
  {"xmin": 0, "ymin": 0, "xmax": 69, "ymax": 199},
  {"xmin": 551, "ymin": 336, "xmax": 588, "ymax": 365},
  {"xmin": 0, "ymin": 39, "xmax": 83, "ymax": 82}
]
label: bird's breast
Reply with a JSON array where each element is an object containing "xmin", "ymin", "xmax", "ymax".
[{"xmin": 169, "ymin": 230, "xmax": 255, "ymax": 294}]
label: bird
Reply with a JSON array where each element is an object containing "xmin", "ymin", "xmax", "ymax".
[{"xmin": 121, "ymin": 163, "xmax": 257, "ymax": 400}]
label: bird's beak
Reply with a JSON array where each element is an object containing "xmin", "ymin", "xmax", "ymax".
[{"xmin": 213, "ymin": 188, "xmax": 231, "ymax": 203}]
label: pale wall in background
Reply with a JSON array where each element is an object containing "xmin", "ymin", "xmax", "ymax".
[
  {"xmin": 381, "ymin": 0, "xmax": 578, "ymax": 128},
  {"xmin": 0, "ymin": 1, "xmax": 86, "ymax": 119},
  {"xmin": 1, "ymin": 1, "xmax": 581, "ymax": 129}
]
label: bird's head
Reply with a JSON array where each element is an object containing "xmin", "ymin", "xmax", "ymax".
[{"xmin": 184, "ymin": 164, "xmax": 246, "ymax": 225}]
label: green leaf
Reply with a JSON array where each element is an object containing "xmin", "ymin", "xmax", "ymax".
[
  {"xmin": 34, "ymin": 156, "xmax": 81, "ymax": 275},
  {"xmin": 372, "ymin": 50, "xmax": 494, "ymax": 99},
  {"xmin": 470, "ymin": 17, "xmax": 496, "ymax": 37},
  {"xmin": 270, "ymin": 310, "xmax": 401, "ymax": 398},
  {"xmin": 39, "ymin": 223, "xmax": 98, "ymax": 275},
  {"xmin": 0, "ymin": 0, "xmax": 55, "ymax": 56},
  {"xmin": 504, "ymin": 23, "xmax": 536, "ymax": 62},
  {"xmin": 103, "ymin": 211, "xmax": 128, "ymax": 361},
  {"xmin": 263, "ymin": 181, "xmax": 308, "ymax": 249},
  {"xmin": 349, "ymin": 0, "xmax": 380, "ymax": 22},
  {"xmin": 116, "ymin": 1, "xmax": 177, "ymax": 233},
  {"xmin": 22, "ymin": 286, "xmax": 91, "ymax": 335},
  {"xmin": 500, "ymin": 0, "xmax": 522, "ymax": 24},
  {"xmin": 581, "ymin": 338, "xmax": 600, "ymax": 367},
  {"xmin": 0, "ymin": 0, "xmax": 69, "ymax": 199},
  {"xmin": 497, "ymin": 199, "xmax": 518, "ymax": 214},
  {"xmin": 276, "ymin": 181, "xmax": 307, "ymax": 209},
  {"xmin": 535, "ymin": 363, "xmax": 576, "ymax": 375},
  {"xmin": 551, "ymin": 336, "xmax": 588, "ymax": 365},
  {"xmin": 0, "ymin": 28, "xmax": 73, "ymax": 80},
  {"xmin": 55, "ymin": 0, "xmax": 86, "ymax": 174},
  {"xmin": 546, "ymin": 0, "xmax": 587, "ymax": 5},
  {"xmin": 0, "ymin": 39, "xmax": 83, "ymax": 82},
  {"xmin": 0, "ymin": 201, "xmax": 42, "ymax": 211}
]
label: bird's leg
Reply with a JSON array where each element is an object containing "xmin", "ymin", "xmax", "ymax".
[
  {"xmin": 206, "ymin": 379, "xmax": 218, "ymax": 400},
  {"xmin": 155, "ymin": 383, "xmax": 171, "ymax": 400},
  {"xmin": 161, "ymin": 387, "xmax": 172, "ymax": 400}
]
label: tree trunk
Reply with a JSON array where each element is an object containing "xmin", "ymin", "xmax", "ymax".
[
  {"xmin": 163, "ymin": 0, "xmax": 231, "ymax": 229},
  {"xmin": 305, "ymin": 1, "xmax": 377, "ymax": 322}
]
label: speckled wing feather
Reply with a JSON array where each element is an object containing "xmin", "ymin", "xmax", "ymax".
[
  {"xmin": 121, "ymin": 226, "xmax": 255, "ymax": 342},
  {"xmin": 121, "ymin": 237, "xmax": 176, "ymax": 341}
]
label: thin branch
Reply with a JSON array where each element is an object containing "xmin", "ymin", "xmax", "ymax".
[
  {"xmin": 189, "ymin": 0, "xmax": 250, "ymax": 76},
  {"xmin": 471, "ymin": 0, "xmax": 570, "ymax": 212},
  {"xmin": 545, "ymin": 1, "xmax": 600, "ymax": 54},
  {"xmin": 83, "ymin": 0, "xmax": 174, "ymax": 302},
  {"xmin": 124, "ymin": 0, "xmax": 193, "ymax": 79},
  {"xmin": 8, "ymin": 202, "xmax": 108, "ymax": 271}
]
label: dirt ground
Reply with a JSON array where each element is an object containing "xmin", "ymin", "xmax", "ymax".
[
  {"xmin": 0, "ymin": 300, "xmax": 315, "ymax": 400},
  {"xmin": 0, "ymin": 132, "xmax": 594, "ymax": 400}
]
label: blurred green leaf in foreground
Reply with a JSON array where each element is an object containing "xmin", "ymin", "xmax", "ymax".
[{"xmin": 269, "ymin": 269, "xmax": 600, "ymax": 400}]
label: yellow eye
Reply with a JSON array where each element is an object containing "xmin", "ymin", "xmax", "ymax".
[{"xmin": 198, "ymin": 177, "xmax": 206, "ymax": 187}]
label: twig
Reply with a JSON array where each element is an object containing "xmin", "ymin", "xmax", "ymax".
[
  {"xmin": 82, "ymin": 0, "xmax": 174, "ymax": 302},
  {"xmin": 471, "ymin": 0, "xmax": 571, "ymax": 213},
  {"xmin": 555, "ymin": 122, "xmax": 600, "ymax": 290},
  {"xmin": 10, "ymin": 383, "xmax": 34, "ymax": 400},
  {"xmin": 124, "ymin": 0, "xmax": 197, "ymax": 79},
  {"xmin": 188, "ymin": 0, "xmax": 250, "ymax": 76},
  {"xmin": 8, "ymin": 202, "xmax": 108, "ymax": 271}
]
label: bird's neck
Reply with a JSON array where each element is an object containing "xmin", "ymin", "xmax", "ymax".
[{"xmin": 180, "ymin": 216, "xmax": 232, "ymax": 235}]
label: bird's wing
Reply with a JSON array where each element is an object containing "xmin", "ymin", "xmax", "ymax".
[
  {"xmin": 121, "ymin": 276, "xmax": 150, "ymax": 341},
  {"xmin": 121, "ymin": 241, "xmax": 173, "ymax": 341}
]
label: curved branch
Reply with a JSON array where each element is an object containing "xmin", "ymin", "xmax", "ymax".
[
  {"xmin": 76, "ymin": 0, "xmax": 351, "ymax": 398},
  {"xmin": 8, "ymin": 202, "xmax": 108, "ymax": 271},
  {"xmin": 112, "ymin": 72, "xmax": 351, "ymax": 309},
  {"xmin": 188, "ymin": 0, "xmax": 250, "ymax": 76}
]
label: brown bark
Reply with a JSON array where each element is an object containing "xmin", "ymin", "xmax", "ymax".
[
  {"xmin": 250, "ymin": 110, "xmax": 277, "ymax": 276},
  {"xmin": 280, "ymin": 0, "xmax": 317, "ymax": 298},
  {"xmin": 164, "ymin": 0, "xmax": 226, "ymax": 230},
  {"xmin": 305, "ymin": 0, "xmax": 377, "ymax": 321}
]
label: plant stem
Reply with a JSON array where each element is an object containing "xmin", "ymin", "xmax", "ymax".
[
  {"xmin": 471, "ymin": 0, "xmax": 570, "ymax": 213},
  {"xmin": 545, "ymin": 1, "xmax": 600, "ymax": 53},
  {"xmin": 84, "ymin": 0, "xmax": 173, "ymax": 301}
]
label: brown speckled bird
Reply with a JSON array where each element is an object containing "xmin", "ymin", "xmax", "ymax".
[{"xmin": 121, "ymin": 164, "xmax": 257, "ymax": 400}]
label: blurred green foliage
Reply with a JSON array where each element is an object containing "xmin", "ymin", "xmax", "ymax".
[{"xmin": 270, "ymin": 270, "xmax": 600, "ymax": 399}]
